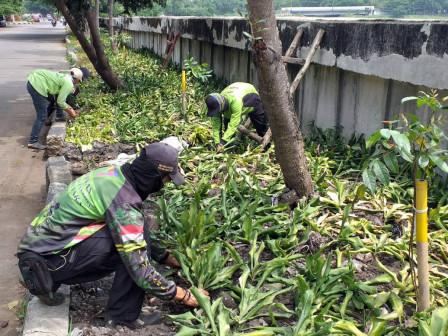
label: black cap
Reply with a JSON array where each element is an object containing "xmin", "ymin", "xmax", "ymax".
[
  {"xmin": 205, "ymin": 93, "xmax": 223, "ymax": 117},
  {"xmin": 144, "ymin": 142, "xmax": 184, "ymax": 185},
  {"xmin": 80, "ymin": 67, "xmax": 90, "ymax": 82}
]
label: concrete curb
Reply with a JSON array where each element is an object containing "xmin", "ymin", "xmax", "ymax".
[
  {"xmin": 22, "ymin": 121, "xmax": 71, "ymax": 336},
  {"xmin": 46, "ymin": 121, "xmax": 67, "ymax": 157},
  {"xmin": 6, "ymin": 22, "xmax": 33, "ymax": 25},
  {"xmin": 22, "ymin": 286, "xmax": 70, "ymax": 336}
]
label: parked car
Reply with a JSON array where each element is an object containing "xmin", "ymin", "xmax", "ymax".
[
  {"xmin": 46, "ymin": 14, "xmax": 52, "ymax": 20},
  {"xmin": 32, "ymin": 15, "xmax": 40, "ymax": 22},
  {"xmin": 0, "ymin": 15, "xmax": 6, "ymax": 27}
]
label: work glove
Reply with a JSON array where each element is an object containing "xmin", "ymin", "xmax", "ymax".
[
  {"xmin": 174, "ymin": 287, "xmax": 210, "ymax": 307},
  {"xmin": 163, "ymin": 253, "xmax": 181, "ymax": 268}
]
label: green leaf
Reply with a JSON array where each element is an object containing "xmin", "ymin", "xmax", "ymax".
[
  {"xmin": 390, "ymin": 132, "xmax": 411, "ymax": 154},
  {"xmin": 383, "ymin": 152, "xmax": 399, "ymax": 174},
  {"xmin": 429, "ymin": 154, "xmax": 448, "ymax": 173},
  {"xmin": 418, "ymin": 154, "xmax": 430, "ymax": 169},
  {"xmin": 430, "ymin": 306, "xmax": 448, "ymax": 336},
  {"xmin": 379, "ymin": 128, "xmax": 392, "ymax": 140},
  {"xmin": 362, "ymin": 169, "xmax": 376, "ymax": 194},
  {"xmin": 355, "ymin": 184, "xmax": 366, "ymax": 201},
  {"xmin": 372, "ymin": 160, "xmax": 390, "ymax": 186},
  {"xmin": 190, "ymin": 287, "xmax": 216, "ymax": 332},
  {"xmin": 243, "ymin": 31, "xmax": 253, "ymax": 39},
  {"xmin": 331, "ymin": 321, "xmax": 367, "ymax": 336},
  {"xmin": 366, "ymin": 130, "xmax": 382, "ymax": 148},
  {"xmin": 368, "ymin": 318, "xmax": 387, "ymax": 336},
  {"xmin": 418, "ymin": 320, "xmax": 433, "ymax": 336},
  {"xmin": 340, "ymin": 290, "xmax": 353, "ymax": 319},
  {"xmin": 294, "ymin": 289, "xmax": 314, "ymax": 335},
  {"xmin": 401, "ymin": 96, "xmax": 419, "ymax": 104},
  {"xmin": 173, "ymin": 326, "xmax": 205, "ymax": 336}
]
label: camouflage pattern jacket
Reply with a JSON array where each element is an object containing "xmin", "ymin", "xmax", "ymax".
[{"xmin": 17, "ymin": 166, "xmax": 176, "ymax": 300}]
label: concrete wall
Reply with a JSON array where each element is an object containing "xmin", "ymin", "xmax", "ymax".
[{"xmin": 105, "ymin": 16, "xmax": 448, "ymax": 139}]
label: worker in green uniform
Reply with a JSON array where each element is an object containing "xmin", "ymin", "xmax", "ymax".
[
  {"xmin": 205, "ymin": 82, "xmax": 269, "ymax": 151},
  {"xmin": 17, "ymin": 142, "xmax": 209, "ymax": 330}
]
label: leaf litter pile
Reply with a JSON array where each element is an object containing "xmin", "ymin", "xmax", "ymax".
[{"xmin": 61, "ymin": 32, "xmax": 448, "ymax": 335}]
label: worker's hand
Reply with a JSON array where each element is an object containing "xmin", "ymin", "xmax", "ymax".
[
  {"xmin": 66, "ymin": 107, "xmax": 77, "ymax": 119},
  {"xmin": 163, "ymin": 253, "xmax": 180, "ymax": 268},
  {"xmin": 174, "ymin": 287, "xmax": 210, "ymax": 307}
]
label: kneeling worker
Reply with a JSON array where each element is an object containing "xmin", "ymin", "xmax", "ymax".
[
  {"xmin": 205, "ymin": 82, "xmax": 269, "ymax": 151},
  {"xmin": 17, "ymin": 142, "xmax": 209, "ymax": 330}
]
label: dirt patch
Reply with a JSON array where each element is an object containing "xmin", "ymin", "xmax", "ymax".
[
  {"xmin": 63, "ymin": 142, "xmax": 136, "ymax": 176},
  {"xmin": 70, "ymin": 265, "xmax": 191, "ymax": 335}
]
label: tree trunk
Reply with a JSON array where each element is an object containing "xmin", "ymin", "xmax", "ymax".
[
  {"xmin": 246, "ymin": 0, "xmax": 313, "ymax": 198},
  {"xmin": 109, "ymin": 0, "xmax": 117, "ymax": 51},
  {"xmin": 55, "ymin": 0, "xmax": 123, "ymax": 90}
]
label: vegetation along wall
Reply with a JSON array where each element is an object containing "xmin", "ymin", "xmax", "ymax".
[{"xmin": 105, "ymin": 16, "xmax": 448, "ymax": 140}]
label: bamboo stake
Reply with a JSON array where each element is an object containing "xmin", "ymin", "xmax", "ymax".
[
  {"xmin": 289, "ymin": 29, "xmax": 325, "ymax": 99},
  {"xmin": 415, "ymin": 180, "xmax": 430, "ymax": 311}
]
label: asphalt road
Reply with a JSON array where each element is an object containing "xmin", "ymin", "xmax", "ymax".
[{"xmin": 0, "ymin": 22, "xmax": 68, "ymax": 335}]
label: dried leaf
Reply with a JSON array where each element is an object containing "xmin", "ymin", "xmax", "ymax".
[{"xmin": 7, "ymin": 301, "xmax": 18, "ymax": 310}]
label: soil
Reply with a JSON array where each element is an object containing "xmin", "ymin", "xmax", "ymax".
[
  {"xmin": 62, "ymin": 142, "xmax": 408, "ymax": 335},
  {"xmin": 70, "ymin": 267, "xmax": 190, "ymax": 336}
]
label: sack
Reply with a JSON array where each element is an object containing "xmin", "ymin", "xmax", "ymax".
[{"xmin": 18, "ymin": 252, "xmax": 53, "ymax": 296}]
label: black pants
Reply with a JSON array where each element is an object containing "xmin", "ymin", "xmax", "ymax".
[
  {"xmin": 43, "ymin": 227, "xmax": 148, "ymax": 322},
  {"xmin": 244, "ymin": 93, "xmax": 269, "ymax": 138}
]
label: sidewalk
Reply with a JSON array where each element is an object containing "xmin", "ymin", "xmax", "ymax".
[{"xmin": 0, "ymin": 23, "xmax": 70, "ymax": 336}]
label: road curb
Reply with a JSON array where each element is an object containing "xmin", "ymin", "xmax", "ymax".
[
  {"xmin": 21, "ymin": 120, "xmax": 71, "ymax": 336},
  {"xmin": 6, "ymin": 22, "xmax": 33, "ymax": 25}
]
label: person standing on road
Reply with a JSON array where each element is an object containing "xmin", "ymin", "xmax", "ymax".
[
  {"xmin": 26, "ymin": 67, "xmax": 89, "ymax": 150},
  {"xmin": 205, "ymin": 82, "xmax": 269, "ymax": 151},
  {"xmin": 17, "ymin": 142, "xmax": 210, "ymax": 330}
]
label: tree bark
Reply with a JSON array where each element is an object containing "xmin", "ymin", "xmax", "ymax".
[
  {"xmin": 55, "ymin": 0, "xmax": 123, "ymax": 90},
  {"xmin": 246, "ymin": 0, "xmax": 313, "ymax": 198}
]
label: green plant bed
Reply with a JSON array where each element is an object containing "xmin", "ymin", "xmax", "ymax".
[{"xmin": 66, "ymin": 30, "xmax": 448, "ymax": 336}]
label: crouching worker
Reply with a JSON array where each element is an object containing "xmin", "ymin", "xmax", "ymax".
[
  {"xmin": 205, "ymin": 82, "xmax": 269, "ymax": 151},
  {"xmin": 17, "ymin": 142, "xmax": 210, "ymax": 330}
]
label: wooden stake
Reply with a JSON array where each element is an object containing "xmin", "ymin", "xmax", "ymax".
[
  {"xmin": 285, "ymin": 28, "xmax": 304, "ymax": 58},
  {"xmin": 237, "ymin": 118, "xmax": 252, "ymax": 140},
  {"xmin": 282, "ymin": 56, "xmax": 305, "ymax": 66},
  {"xmin": 237, "ymin": 125, "xmax": 263, "ymax": 143},
  {"xmin": 289, "ymin": 29, "xmax": 325, "ymax": 99},
  {"xmin": 261, "ymin": 128, "xmax": 272, "ymax": 150}
]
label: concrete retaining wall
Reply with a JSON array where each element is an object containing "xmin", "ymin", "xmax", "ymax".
[{"xmin": 105, "ymin": 16, "xmax": 448, "ymax": 139}]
